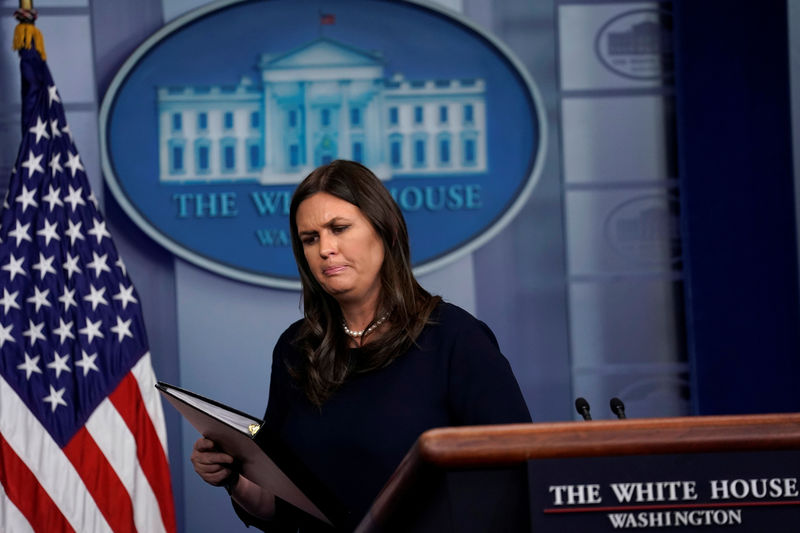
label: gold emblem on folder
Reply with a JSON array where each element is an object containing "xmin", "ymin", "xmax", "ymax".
[{"xmin": 248, "ymin": 423, "xmax": 260, "ymax": 436}]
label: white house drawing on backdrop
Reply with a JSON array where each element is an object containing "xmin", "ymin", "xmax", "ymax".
[{"xmin": 157, "ymin": 38, "xmax": 488, "ymax": 184}]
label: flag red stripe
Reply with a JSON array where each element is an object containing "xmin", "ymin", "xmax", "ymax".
[
  {"xmin": 63, "ymin": 427, "xmax": 136, "ymax": 533},
  {"xmin": 110, "ymin": 373, "xmax": 177, "ymax": 533},
  {"xmin": 0, "ymin": 433, "xmax": 75, "ymax": 533}
]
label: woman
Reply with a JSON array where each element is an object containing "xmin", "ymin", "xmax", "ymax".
[{"xmin": 191, "ymin": 160, "xmax": 531, "ymax": 531}]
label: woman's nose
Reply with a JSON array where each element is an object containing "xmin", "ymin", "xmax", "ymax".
[{"xmin": 319, "ymin": 232, "xmax": 336, "ymax": 257}]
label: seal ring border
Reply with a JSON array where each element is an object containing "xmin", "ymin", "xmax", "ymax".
[{"xmin": 99, "ymin": 0, "xmax": 549, "ymax": 290}]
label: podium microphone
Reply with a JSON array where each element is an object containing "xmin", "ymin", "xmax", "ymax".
[
  {"xmin": 575, "ymin": 397, "xmax": 592, "ymax": 421},
  {"xmin": 610, "ymin": 397, "xmax": 627, "ymax": 419}
]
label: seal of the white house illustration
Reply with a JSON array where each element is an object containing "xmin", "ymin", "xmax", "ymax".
[
  {"xmin": 100, "ymin": 0, "xmax": 546, "ymax": 288},
  {"xmin": 594, "ymin": 8, "xmax": 674, "ymax": 81}
]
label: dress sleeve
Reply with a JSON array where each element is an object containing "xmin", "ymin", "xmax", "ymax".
[
  {"xmin": 446, "ymin": 314, "xmax": 532, "ymax": 425},
  {"xmin": 263, "ymin": 330, "xmax": 293, "ymax": 428},
  {"xmin": 229, "ymin": 328, "xmax": 306, "ymax": 532},
  {"xmin": 231, "ymin": 498, "xmax": 305, "ymax": 532}
]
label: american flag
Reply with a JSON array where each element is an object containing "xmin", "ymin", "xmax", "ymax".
[{"xmin": 0, "ymin": 38, "xmax": 176, "ymax": 533}]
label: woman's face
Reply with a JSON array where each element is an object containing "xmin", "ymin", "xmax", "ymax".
[{"xmin": 296, "ymin": 192, "xmax": 385, "ymax": 308}]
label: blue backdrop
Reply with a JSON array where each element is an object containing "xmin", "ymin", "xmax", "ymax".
[{"xmin": 0, "ymin": 1, "xmax": 797, "ymax": 532}]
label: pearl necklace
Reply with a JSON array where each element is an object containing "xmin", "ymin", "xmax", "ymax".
[{"xmin": 342, "ymin": 313, "xmax": 390, "ymax": 338}]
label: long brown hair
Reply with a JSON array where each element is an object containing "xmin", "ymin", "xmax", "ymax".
[{"xmin": 289, "ymin": 160, "xmax": 440, "ymax": 406}]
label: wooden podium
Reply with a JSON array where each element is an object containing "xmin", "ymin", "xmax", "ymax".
[{"xmin": 355, "ymin": 413, "xmax": 800, "ymax": 532}]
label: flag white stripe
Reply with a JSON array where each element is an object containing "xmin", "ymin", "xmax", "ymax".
[
  {"xmin": 0, "ymin": 376, "xmax": 112, "ymax": 533},
  {"xmin": 0, "ymin": 480, "xmax": 35, "ymax": 533},
  {"xmin": 131, "ymin": 352, "xmax": 169, "ymax": 455},
  {"xmin": 86, "ymin": 397, "xmax": 168, "ymax": 533}
]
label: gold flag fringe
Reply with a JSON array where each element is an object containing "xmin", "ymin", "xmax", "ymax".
[{"xmin": 13, "ymin": 7, "xmax": 46, "ymax": 60}]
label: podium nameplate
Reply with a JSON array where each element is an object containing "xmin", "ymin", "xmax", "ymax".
[{"xmin": 529, "ymin": 450, "xmax": 800, "ymax": 532}]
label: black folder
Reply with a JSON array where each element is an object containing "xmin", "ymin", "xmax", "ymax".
[{"xmin": 156, "ymin": 381, "xmax": 348, "ymax": 528}]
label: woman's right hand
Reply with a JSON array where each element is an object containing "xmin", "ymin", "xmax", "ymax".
[
  {"xmin": 190, "ymin": 437, "xmax": 277, "ymax": 519},
  {"xmin": 190, "ymin": 437, "xmax": 236, "ymax": 486}
]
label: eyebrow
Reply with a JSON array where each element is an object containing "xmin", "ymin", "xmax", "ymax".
[{"xmin": 298, "ymin": 217, "xmax": 350, "ymax": 236}]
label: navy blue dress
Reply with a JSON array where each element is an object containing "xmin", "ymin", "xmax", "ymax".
[{"xmin": 235, "ymin": 302, "xmax": 531, "ymax": 531}]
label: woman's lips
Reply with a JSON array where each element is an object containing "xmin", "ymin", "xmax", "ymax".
[{"xmin": 323, "ymin": 265, "xmax": 347, "ymax": 276}]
